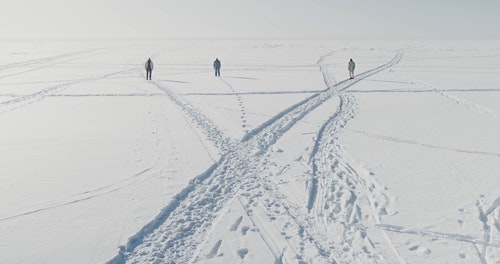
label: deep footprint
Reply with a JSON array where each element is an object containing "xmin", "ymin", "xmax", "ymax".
[
  {"xmin": 237, "ymin": 248, "xmax": 249, "ymax": 259},
  {"xmin": 229, "ymin": 216, "xmax": 243, "ymax": 231},
  {"xmin": 206, "ymin": 240, "xmax": 222, "ymax": 259}
]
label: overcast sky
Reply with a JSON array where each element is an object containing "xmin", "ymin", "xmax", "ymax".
[{"xmin": 1, "ymin": 0, "xmax": 499, "ymax": 39}]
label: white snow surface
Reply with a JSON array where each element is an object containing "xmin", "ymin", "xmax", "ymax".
[{"xmin": 0, "ymin": 39, "xmax": 499, "ymax": 264}]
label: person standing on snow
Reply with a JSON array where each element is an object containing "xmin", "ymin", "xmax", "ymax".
[
  {"xmin": 213, "ymin": 58, "xmax": 221, "ymax": 77},
  {"xmin": 348, "ymin": 58, "xmax": 355, "ymax": 79},
  {"xmin": 145, "ymin": 58, "xmax": 154, "ymax": 80}
]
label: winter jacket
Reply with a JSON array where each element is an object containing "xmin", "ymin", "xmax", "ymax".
[
  {"xmin": 145, "ymin": 60, "xmax": 154, "ymax": 71},
  {"xmin": 348, "ymin": 60, "xmax": 355, "ymax": 71},
  {"xmin": 213, "ymin": 59, "xmax": 221, "ymax": 69}
]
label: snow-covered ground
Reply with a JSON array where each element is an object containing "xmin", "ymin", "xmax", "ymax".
[{"xmin": 0, "ymin": 39, "xmax": 499, "ymax": 264}]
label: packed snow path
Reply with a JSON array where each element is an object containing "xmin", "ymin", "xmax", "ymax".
[{"xmin": 109, "ymin": 52, "xmax": 403, "ymax": 263}]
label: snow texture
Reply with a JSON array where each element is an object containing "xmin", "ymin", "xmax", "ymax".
[{"xmin": 0, "ymin": 39, "xmax": 499, "ymax": 264}]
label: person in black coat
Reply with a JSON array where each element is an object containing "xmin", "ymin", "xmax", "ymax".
[
  {"xmin": 348, "ymin": 58, "xmax": 355, "ymax": 79},
  {"xmin": 145, "ymin": 58, "xmax": 154, "ymax": 80},
  {"xmin": 213, "ymin": 58, "xmax": 221, "ymax": 77}
]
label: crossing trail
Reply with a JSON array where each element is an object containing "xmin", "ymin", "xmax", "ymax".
[
  {"xmin": 108, "ymin": 52, "xmax": 403, "ymax": 263},
  {"xmin": 2, "ymin": 40, "xmax": 499, "ymax": 264}
]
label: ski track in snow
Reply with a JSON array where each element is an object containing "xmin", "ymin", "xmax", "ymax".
[
  {"xmin": 0, "ymin": 167, "xmax": 158, "ymax": 222},
  {"xmin": 0, "ymin": 47, "xmax": 151, "ymax": 113},
  {"xmin": 0, "ymin": 48, "xmax": 103, "ymax": 79},
  {"xmin": 379, "ymin": 194, "xmax": 500, "ymax": 264},
  {"xmin": 107, "ymin": 52, "xmax": 403, "ymax": 264},
  {"xmin": 303, "ymin": 53, "xmax": 403, "ymax": 263},
  {"xmin": 372, "ymin": 70, "xmax": 500, "ymax": 264},
  {"xmin": 307, "ymin": 92, "xmax": 393, "ymax": 263},
  {"xmin": 0, "ymin": 47, "xmax": 231, "ymax": 221},
  {"xmin": 181, "ymin": 90, "xmax": 322, "ymax": 96},
  {"xmin": 396, "ymin": 73, "xmax": 500, "ymax": 118},
  {"xmin": 0, "ymin": 67, "xmax": 141, "ymax": 114},
  {"xmin": 0, "ymin": 93, "xmax": 165, "ymax": 98},
  {"xmin": 0, "ymin": 97, "xmax": 174, "ymax": 222},
  {"xmin": 348, "ymin": 129, "xmax": 500, "ymax": 158},
  {"xmin": 0, "ymin": 50, "xmax": 171, "ymax": 221}
]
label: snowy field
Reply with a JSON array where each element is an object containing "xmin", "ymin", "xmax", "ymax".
[{"xmin": 0, "ymin": 39, "xmax": 499, "ymax": 264}]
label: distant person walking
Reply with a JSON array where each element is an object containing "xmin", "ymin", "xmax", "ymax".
[
  {"xmin": 213, "ymin": 58, "xmax": 221, "ymax": 77},
  {"xmin": 145, "ymin": 58, "xmax": 154, "ymax": 80},
  {"xmin": 348, "ymin": 58, "xmax": 355, "ymax": 79}
]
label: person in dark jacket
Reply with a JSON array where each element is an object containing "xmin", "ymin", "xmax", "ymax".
[
  {"xmin": 213, "ymin": 58, "xmax": 221, "ymax": 76},
  {"xmin": 145, "ymin": 58, "xmax": 154, "ymax": 80},
  {"xmin": 348, "ymin": 58, "xmax": 355, "ymax": 79}
]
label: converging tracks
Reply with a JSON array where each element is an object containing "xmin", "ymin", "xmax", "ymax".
[{"xmin": 109, "ymin": 52, "xmax": 403, "ymax": 263}]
